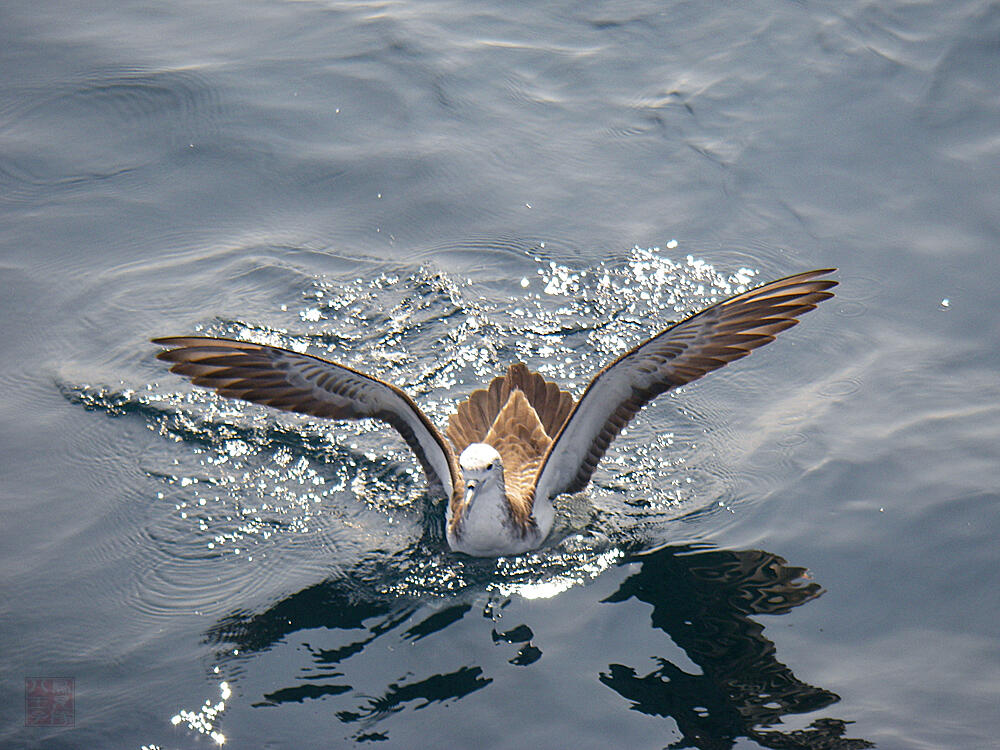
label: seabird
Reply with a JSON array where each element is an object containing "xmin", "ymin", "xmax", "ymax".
[{"xmin": 153, "ymin": 268, "xmax": 837, "ymax": 557}]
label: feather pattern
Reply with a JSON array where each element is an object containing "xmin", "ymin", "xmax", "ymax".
[
  {"xmin": 480, "ymin": 389, "xmax": 553, "ymax": 530},
  {"xmin": 446, "ymin": 363, "xmax": 574, "ymax": 452},
  {"xmin": 152, "ymin": 337, "xmax": 459, "ymax": 500},
  {"xmin": 532, "ymin": 269, "xmax": 838, "ymax": 503}
]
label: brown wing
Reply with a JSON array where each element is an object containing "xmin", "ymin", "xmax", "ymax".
[
  {"xmin": 447, "ymin": 363, "xmax": 574, "ymax": 452},
  {"xmin": 478, "ymin": 389, "xmax": 553, "ymax": 526},
  {"xmin": 533, "ymin": 269, "xmax": 838, "ymax": 501},
  {"xmin": 153, "ymin": 336, "xmax": 459, "ymax": 499}
]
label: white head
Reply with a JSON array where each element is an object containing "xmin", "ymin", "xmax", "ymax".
[
  {"xmin": 457, "ymin": 443, "xmax": 504, "ymax": 510},
  {"xmin": 459, "ymin": 442, "xmax": 502, "ymax": 474}
]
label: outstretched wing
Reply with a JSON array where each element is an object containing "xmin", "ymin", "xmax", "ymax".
[
  {"xmin": 153, "ymin": 336, "xmax": 458, "ymax": 499},
  {"xmin": 533, "ymin": 269, "xmax": 838, "ymax": 501}
]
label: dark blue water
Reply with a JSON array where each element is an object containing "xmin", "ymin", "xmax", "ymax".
[{"xmin": 3, "ymin": 1, "xmax": 998, "ymax": 748}]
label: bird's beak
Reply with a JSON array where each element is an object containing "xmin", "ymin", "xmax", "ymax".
[{"xmin": 462, "ymin": 480, "xmax": 479, "ymax": 511}]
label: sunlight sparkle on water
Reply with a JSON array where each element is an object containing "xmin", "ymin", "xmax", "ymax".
[
  {"xmin": 170, "ymin": 681, "xmax": 230, "ymax": 744},
  {"xmin": 491, "ymin": 548, "xmax": 623, "ymax": 599},
  {"xmin": 67, "ymin": 245, "xmax": 750, "ymax": 601}
]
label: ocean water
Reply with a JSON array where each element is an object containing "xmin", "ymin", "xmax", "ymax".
[{"xmin": 2, "ymin": 1, "xmax": 998, "ymax": 748}]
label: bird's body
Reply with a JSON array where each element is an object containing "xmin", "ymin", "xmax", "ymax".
[
  {"xmin": 449, "ymin": 442, "xmax": 547, "ymax": 556},
  {"xmin": 154, "ymin": 269, "xmax": 837, "ymax": 557},
  {"xmin": 446, "ymin": 376, "xmax": 567, "ymax": 555}
]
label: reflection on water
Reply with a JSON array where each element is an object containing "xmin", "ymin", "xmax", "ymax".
[
  {"xmin": 333, "ymin": 666, "xmax": 492, "ymax": 726},
  {"xmin": 205, "ymin": 572, "xmax": 494, "ymax": 736},
  {"xmin": 205, "ymin": 544, "xmax": 869, "ymax": 748},
  {"xmin": 600, "ymin": 545, "xmax": 872, "ymax": 750},
  {"xmin": 63, "ymin": 252, "xmax": 869, "ymax": 745}
]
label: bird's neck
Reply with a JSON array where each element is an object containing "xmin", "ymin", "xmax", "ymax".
[
  {"xmin": 448, "ymin": 474, "xmax": 526, "ymax": 556},
  {"xmin": 465, "ymin": 477, "xmax": 511, "ymax": 529}
]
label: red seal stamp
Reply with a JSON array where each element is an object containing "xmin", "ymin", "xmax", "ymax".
[{"xmin": 25, "ymin": 678, "xmax": 75, "ymax": 727}]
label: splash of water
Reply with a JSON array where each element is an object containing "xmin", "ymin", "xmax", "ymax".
[{"xmin": 66, "ymin": 247, "xmax": 750, "ymax": 599}]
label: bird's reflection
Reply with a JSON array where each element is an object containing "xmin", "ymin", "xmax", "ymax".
[
  {"xmin": 599, "ymin": 544, "xmax": 872, "ymax": 749},
  {"xmin": 206, "ymin": 543, "xmax": 870, "ymax": 748},
  {"xmin": 206, "ymin": 557, "xmax": 495, "ymax": 732}
]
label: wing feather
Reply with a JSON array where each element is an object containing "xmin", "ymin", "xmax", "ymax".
[
  {"xmin": 533, "ymin": 269, "xmax": 838, "ymax": 501},
  {"xmin": 482, "ymin": 390, "xmax": 552, "ymax": 527},
  {"xmin": 446, "ymin": 363, "xmax": 575, "ymax": 453},
  {"xmin": 153, "ymin": 336, "xmax": 458, "ymax": 499}
]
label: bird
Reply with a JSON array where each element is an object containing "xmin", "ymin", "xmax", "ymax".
[{"xmin": 153, "ymin": 268, "xmax": 837, "ymax": 557}]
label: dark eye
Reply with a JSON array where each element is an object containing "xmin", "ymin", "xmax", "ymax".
[{"xmin": 487, "ymin": 462, "xmax": 495, "ymax": 470}]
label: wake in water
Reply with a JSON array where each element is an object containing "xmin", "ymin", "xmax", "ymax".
[
  {"xmin": 63, "ymin": 248, "xmax": 778, "ymax": 598},
  {"xmin": 65, "ymin": 247, "xmax": 767, "ymax": 598}
]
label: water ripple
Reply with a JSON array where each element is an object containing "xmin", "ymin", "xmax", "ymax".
[
  {"xmin": 0, "ymin": 66, "xmax": 223, "ymax": 206},
  {"xmin": 63, "ymin": 247, "xmax": 831, "ymax": 606}
]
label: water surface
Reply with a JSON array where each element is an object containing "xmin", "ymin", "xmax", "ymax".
[{"xmin": 2, "ymin": 1, "xmax": 998, "ymax": 748}]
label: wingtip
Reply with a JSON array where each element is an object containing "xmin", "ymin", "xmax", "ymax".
[
  {"xmin": 152, "ymin": 335, "xmax": 243, "ymax": 348},
  {"xmin": 793, "ymin": 267, "xmax": 837, "ymax": 280},
  {"xmin": 809, "ymin": 267, "xmax": 837, "ymax": 281},
  {"xmin": 151, "ymin": 335, "xmax": 192, "ymax": 346},
  {"xmin": 774, "ymin": 268, "xmax": 838, "ymax": 293},
  {"xmin": 812, "ymin": 268, "xmax": 838, "ymax": 291}
]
